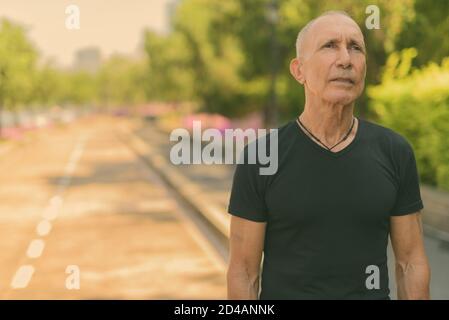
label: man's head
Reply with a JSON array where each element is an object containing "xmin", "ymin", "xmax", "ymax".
[{"xmin": 290, "ymin": 11, "xmax": 366, "ymax": 105}]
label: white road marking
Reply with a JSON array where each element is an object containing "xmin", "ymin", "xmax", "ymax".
[
  {"xmin": 10, "ymin": 265, "xmax": 35, "ymax": 289},
  {"xmin": 65, "ymin": 138, "xmax": 85, "ymax": 175},
  {"xmin": 36, "ymin": 220, "xmax": 52, "ymax": 236},
  {"xmin": 50, "ymin": 195, "xmax": 63, "ymax": 207},
  {"xmin": 26, "ymin": 239, "xmax": 45, "ymax": 258},
  {"xmin": 42, "ymin": 196, "xmax": 63, "ymax": 221},
  {"xmin": 65, "ymin": 162, "xmax": 76, "ymax": 174},
  {"xmin": 10, "ymin": 135, "xmax": 88, "ymax": 290},
  {"xmin": 42, "ymin": 206, "xmax": 58, "ymax": 221}
]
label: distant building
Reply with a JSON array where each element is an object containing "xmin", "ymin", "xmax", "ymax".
[{"xmin": 72, "ymin": 47, "xmax": 101, "ymax": 73}]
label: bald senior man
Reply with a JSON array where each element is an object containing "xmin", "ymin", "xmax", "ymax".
[{"xmin": 227, "ymin": 11, "xmax": 430, "ymax": 300}]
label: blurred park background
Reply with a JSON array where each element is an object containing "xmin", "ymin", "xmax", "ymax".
[{"xmin": 0, "ymin": 0, "xmax": 448, "ymax": 299}]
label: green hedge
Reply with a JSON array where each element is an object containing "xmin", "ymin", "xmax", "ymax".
[{"xmin": 368, "ymin": 48, "xmax": 449, "ymax": 191}]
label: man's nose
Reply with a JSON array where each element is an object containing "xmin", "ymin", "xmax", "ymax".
[{"xmin": 336, "ymin": 47, "xmax": 351, "ymax": 69}]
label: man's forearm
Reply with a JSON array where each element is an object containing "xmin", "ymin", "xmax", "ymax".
[
  {"xmin": 395, "ymin": 260, "xmax": 430, "ymax": 300},
  {"xmin": 227, "ymin": 268, "xmax": 260, "ymax": 299}
]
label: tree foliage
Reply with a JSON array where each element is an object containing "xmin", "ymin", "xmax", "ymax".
[{"xmin": 369, "ymin": 49, "xmax": 449, "ymax": 190}]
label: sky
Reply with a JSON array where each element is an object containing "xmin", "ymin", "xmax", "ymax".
[{"xmin": 0, "ymin": 0, "xmax": 172, "ymax": 67}]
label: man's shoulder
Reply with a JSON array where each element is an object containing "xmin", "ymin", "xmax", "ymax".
[
  {"xmin": 242, "ymin": 120, "xmax": 295, "ymax": 151},
  {"xmin": 361, "ymin": 118, "xmax": 413, "ymax": 152},
  {"xmin": 237, "ymin": 120, "xmax": 295, "ymax": 173}
]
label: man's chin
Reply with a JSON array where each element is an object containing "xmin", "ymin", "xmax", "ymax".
[{"xmin": 322, "ymin": 90, "xmax": 361, "ymax": 105}]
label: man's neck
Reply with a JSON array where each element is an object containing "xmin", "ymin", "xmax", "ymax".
[{"xmin": 299, "ymin": 99, "xmax": 356, "ymax": 147}]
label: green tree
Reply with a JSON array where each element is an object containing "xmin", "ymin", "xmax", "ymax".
[
  {"xmin": 395, "ymin": 0, "xmax": 449, "ymax": 67},
  {"xmin": 0, "ymin": 19, "xmax": 38, "ymax": 132},
  {"xmin": 144, "ymin": 30, "xmax": 196, "ymax": 103},
  {"xmin": 31, "ymin": 62, "xmax": 65, "ymax": 106},
  {"xmin": 97, "ymin": 55, "xmax": 147, "ymax": 109},
  {"xmin": 230, "ymin": 0, "xmax": 416, "ymax": 123},
  {"xmin": 171, "ymin": 0, "xmax": 246, "ymax": 116}
]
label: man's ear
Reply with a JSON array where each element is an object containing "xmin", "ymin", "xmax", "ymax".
[{"xmin": 289, "ymin": 58, "xmax": 305, "ymax": 85}]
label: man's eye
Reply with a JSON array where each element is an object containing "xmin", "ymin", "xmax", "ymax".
[
  {"xmin": 351, "ymin": 44, "xmax": 362, "ymax": 51},
  {"xmin": 324, "ymin": 42, "xmax": 336, "ymax": 48}
]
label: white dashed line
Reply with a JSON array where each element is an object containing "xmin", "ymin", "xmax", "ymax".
[
  {"xmin": 26, "ymin": 239, "xmax": 45, "ymax": 259},
  {"xmin": 50, "ymin": 195, "xmax": 64, "ymax": 207},
  {"xmin": 10, "ymin": 135, "xmax": 88, "ymax": 290},
  {"xmin": 42, "ymin": 195, "xmax": 63, "ymax": 221},
  {"xmin": 36, "ymin": 220, "xmax": 52, "ymax": 236},
  {"xmin": 10, "ymin": 265, "xmax": 35, "ymax": 289}
]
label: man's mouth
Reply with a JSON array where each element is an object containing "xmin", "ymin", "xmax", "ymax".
[{"xmin": 330, "ymin": 77, "xmax": 355, "ymax": 84}]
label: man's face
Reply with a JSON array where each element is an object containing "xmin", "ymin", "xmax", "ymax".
[{"xmin": 296, "ymin": 15, "xmax": 366, "ymax": 105}]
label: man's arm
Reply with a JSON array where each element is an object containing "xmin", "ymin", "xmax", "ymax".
[
  {"xmin": 227, "ymin": 215, "xmax": 266, "ymax": 299},
  {"xmin": 390, "ymin": 212, "xmax": 431, "ymax": 299}
]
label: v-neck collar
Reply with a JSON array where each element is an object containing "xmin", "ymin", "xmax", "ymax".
[{"xmin": 293, "ymin": 117, "xmax": 363, "ymax": 158}]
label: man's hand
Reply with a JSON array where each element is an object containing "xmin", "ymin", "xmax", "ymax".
[{"xmin": 390, "ymin": 212, "xmax": 431, "ymax": 299}]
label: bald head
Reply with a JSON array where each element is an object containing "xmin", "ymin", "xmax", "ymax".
[
  {"xmin": 295, "ymin": 11, "xmax": 363, "ymax": 59},
  {"xmin": 289, "ymin": 10, "xmax": 367, "ymax": 105}
]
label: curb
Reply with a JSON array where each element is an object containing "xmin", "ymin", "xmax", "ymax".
[
  {"xmin": 423, "ymin": 224, "xmax": 449, "ymax": 244},
  {"xmin": 117, "ymin": 120, "xmax": 231, "ymax": 239}
]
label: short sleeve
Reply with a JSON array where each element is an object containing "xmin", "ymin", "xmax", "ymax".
[
  {"xmin": 390, "ymin": 142, "xmax": 424, "ymax": 216},
  {"xmin": 227, "ymin": 148, "xmax": 269, "ymax": 222}
]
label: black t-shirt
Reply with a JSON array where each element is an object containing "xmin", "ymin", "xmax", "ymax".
[{"xmin": 227, "ymin": 117, "xmax": 424, "ymax": 300}]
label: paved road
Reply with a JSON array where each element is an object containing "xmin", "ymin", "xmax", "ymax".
[
  {"xmin": 0, "ymin": 116, "xmax": 226, "ymax": 299},
  {"xmin": 136, "ymin": 119, "xmax": 449, "ymax": 299}
]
